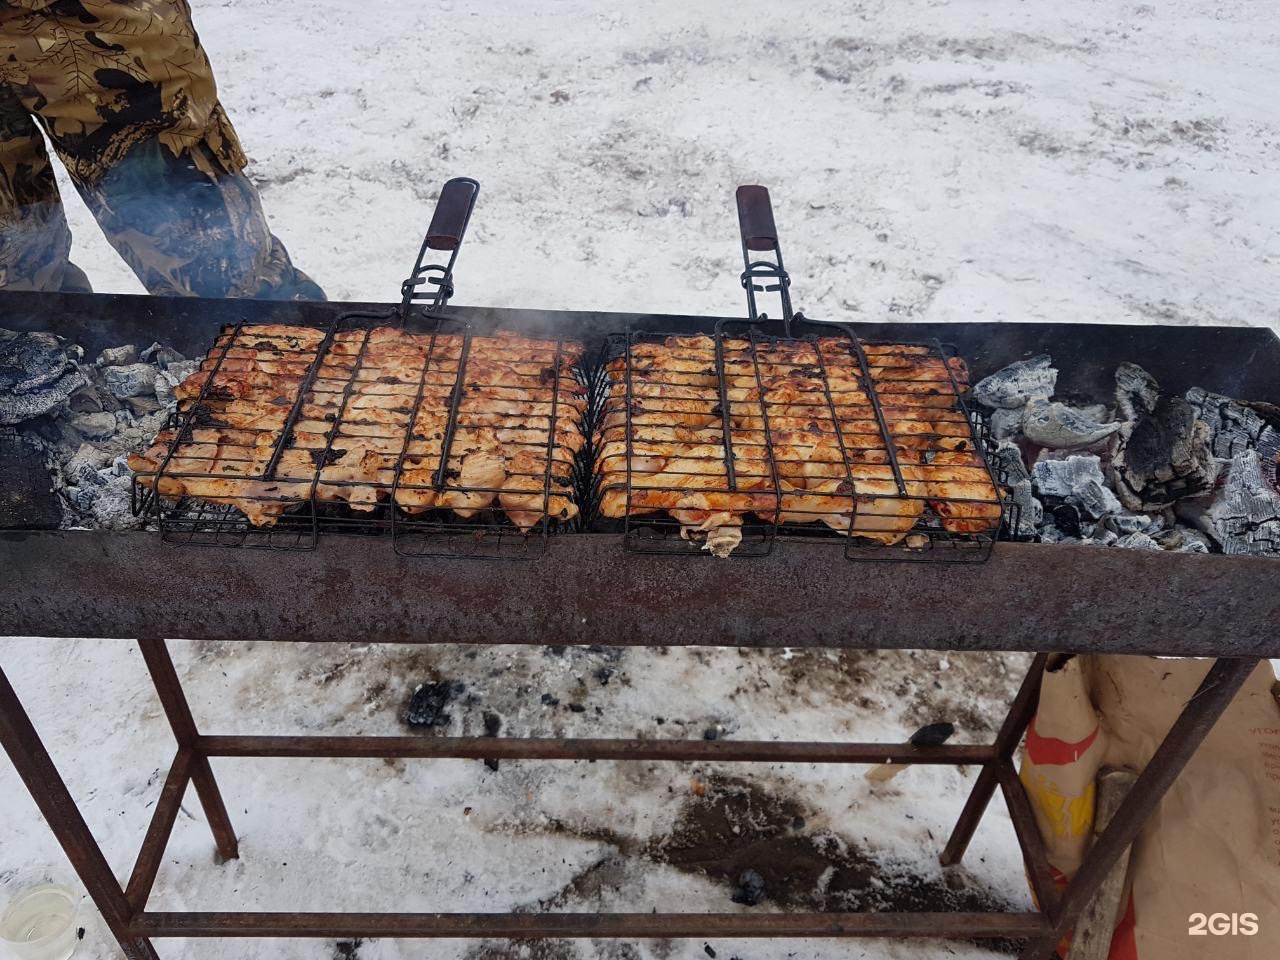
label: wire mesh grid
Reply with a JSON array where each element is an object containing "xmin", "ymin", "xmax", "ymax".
[
  {"xmin": 129, "ymin": 315, "xmax": 589, "ymax": 558},
  {"xmin": 129, "ymin": 319, "xmax": 341, "ymax": 549},
  {"xmin": 591, "ymin": 322, "xmax": 1014, "ymax": 560}
]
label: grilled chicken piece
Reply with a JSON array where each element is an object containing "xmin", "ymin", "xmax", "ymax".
[
  {"xmin": 924, "ymin": 449, "xmax": 1003, "ymax": 534},
  {"xmin": 134, "ymin": 324, "xmax": 586, "ymax": 531},
  {"xmin": 598, "ymin": 333, "xmax": 982, "ymax": 554}
]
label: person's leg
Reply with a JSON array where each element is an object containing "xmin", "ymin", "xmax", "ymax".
[
  {"xmin": 0, "ymin": 0, "xmax": 323, "ymax": 300},
  {"xmin": 0, "ymin": 86, "xmax": 92, "ymax": 293}
]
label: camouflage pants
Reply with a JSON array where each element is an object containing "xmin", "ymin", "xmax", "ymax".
[{"xmin": 0, "ymin": 0, "xmax": 323, "ymax": 299}]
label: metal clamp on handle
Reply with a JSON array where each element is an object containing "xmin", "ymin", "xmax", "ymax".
[
  {"xmin": 735, "ymin": 184, "xmax": 794, "ymax": 329},
  {"xmin": 400, "ymin": 177, "xmax": 480, "ymax": 315}
]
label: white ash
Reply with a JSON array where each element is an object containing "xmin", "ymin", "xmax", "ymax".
[
  {"xmin": 987, "ymin": 406, "xmax": 1027, "ymax": 441},
  {"xmin": 1114, "ymin": 361, "xmax": 1161, "ymax": 420},
  {"xmin": 1, "ymin": 338, "xmax": 187, "ymax": 529},
  {"xmin": 1021, "ymin": 399, "xmax": 1120, "ymax": 450},
  {"xmin": 970, "ymin": 354, "xmax": 1057, "ymax": 409},
  {"xmin": 1032, "ymin": 455, "xmax": 1123, "ymax": 520},
  {"xmin": 1205, "ymin": 450, "xmax": 1280, "ymax": 556},
  {"xmin": 975, "ymin": 354, "xmax": 1280, "ymax": 557},
  {"xmin": 1184, "ymin": 387, "xmax": 1280, "ymax": 463}
]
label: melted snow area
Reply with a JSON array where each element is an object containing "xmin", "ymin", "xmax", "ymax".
[{"xmin": 4, "ymin": 0, "xmax": 1278, "ymax": 958}]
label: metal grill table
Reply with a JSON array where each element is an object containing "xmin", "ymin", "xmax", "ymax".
[{"xmin": 2, "ymin": 288, "xmax": 1279, "ymax": 960}]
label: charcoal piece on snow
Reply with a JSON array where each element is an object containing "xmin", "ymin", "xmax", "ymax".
[
  {"xmin": 1022, "ymin": 399, "xmax": 1121, "ymax": 450},
  {"xmin": 1114, "ymin": 362, "xmax": 1160, "ymax": 421},
  {"xmin": 971, "ymin": 354, "xmax": 1057, "ymax": 409},
  {"xmin": 1110, "ymin": 397, "xmax": 1215, "ymax": 511},
  {"xmin": 404, "ymin": 680, "xmax": 464, "ymax": 728}
]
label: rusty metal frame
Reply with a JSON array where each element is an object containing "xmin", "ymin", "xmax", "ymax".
[
  {"xmin": 0, "ymin": 639, "xmax": 1259, "ymax": 958},
  {"xmin": 2, "ymin": 292, "xmax": 1276, "ymax": 954}
]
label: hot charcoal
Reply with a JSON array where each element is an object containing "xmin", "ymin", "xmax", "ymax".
[
  {"xmin": 0, "ymin": 327, "xmax": 189, "ymax": 529},
  {"xmin": 972, "ymin": 354, "xmax": 1280, "ymax": 557}
]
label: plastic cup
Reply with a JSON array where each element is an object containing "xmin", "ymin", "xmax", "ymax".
[{"xmin": 0, "ymin": 885, "xmax": 78, "ymax": 960}]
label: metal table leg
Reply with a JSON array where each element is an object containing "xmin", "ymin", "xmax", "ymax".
[
  {"xmin": 1016, "ymin": 655, "xmax": 1261, "ymax": 960},
  {"xmin": 0, "ymin": 666, "xmax": 159, "ymax": 960},
  {"xmin": 136, "ymin": 639, "xmax": 239, "ymax": 861},
  {"xmin": 942, "ymin": 652, "xmax": 1049, "ymax": 866}
]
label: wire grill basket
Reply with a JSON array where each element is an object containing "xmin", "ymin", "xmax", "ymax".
[{"xmin": 591, "ymin": 319, "xmax": 1014, "ymax": 560}]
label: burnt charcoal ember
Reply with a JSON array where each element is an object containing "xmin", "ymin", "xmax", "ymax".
[
  {"xmin": 1111, "ymin": 397, "xmax": 1215, "ymax": 511},
  {"xmin": 1009, "ymin": 480, "xmax": 1043, "ymax": 537},
  {"xmin": 1184, "ymin": 387, "xmax": 1280, "ymax": 463},
  {"xmin": 96, "ymin": 344, "xmax": 138, "ymax": 367},
  {"xmin": 1206, "ymin": 451, "xmax": 1280, "ymax": 557},
  {"xmin": 987, "ymin": 406, "xmax": 1026, "ymax": 441},
  {"xmin": 140, "ymin": 342, "xmax": 187, "ymax": 368},
  {"xmin": 0, "ymin": 328, "xmax": 86, "ymax": 425},
  {"xmin": 992, "ymin": 441, "xmax": 1031, "ymax": 486},
  {"xmin": 1112, "ymin": 531, "xmax": 1162, "ymax": 551},
  {"xmin": 1114, "ymin": 362, "xmax": 1160, "ymax": 421},
  {"xmin": 62, "ymin": 443, "xmax": 109, "ymax": 487},
  {"xmin": 155, "ymin": 360, "xmax": 199, "ymax": 407},
  {"xmin": 68, "ymin": 368, "xmax": 121, "ymax": 414},
  {"xmin": 102, "ymin": 363, "xmax": 158, "ymax": 399},
  {"xmin": 1033, "ymin": 455, "xmax": 1122, "ymax": 519},
  {"xmin": 67, "ymin": 410, "xmax": 119, "ymax": 441},
  {"xmin": 1022, "ymin": 400, "xmax": 1120, "ymax": 450},
  {"xmin": 1090, "ymin": 526, "xmax": 1118, "ymax": 546},
  {"xmin": 1101, "ymin": 513, "xmax": 1160, "ymax": 536},
  {"xmin": 404, "ymin": 680, "xmax": 464, "ymax": 728},
  {"xmin": 731, "ymin": 869, "xmax": 767, "ymax": 906},
  {"xmin": 1051, "ymin": 503, "xmax": 1083, "ymax": 538},
  {"xmin": 1154, "ymin": 526, "xmax": 1212, "ymax": 554},
  {"xmin": 971, "ymin": 354, "xmax": 1057, "ymax": 409},
  {"xmin": 126, "ymin": 395, "xmax": 161, "ymax": 417},
  {"xmin": 908, "ymin": 722, "xmax": 955, "ymax": 746}
]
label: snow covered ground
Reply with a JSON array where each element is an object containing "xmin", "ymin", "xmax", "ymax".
[
  {"xmin": 50, "ymin": 0, "xmax": 1280, "ymax": 332},
  {"xmin": 4, "ymin": 1, "xmax": 1280, "ymax": 959}
]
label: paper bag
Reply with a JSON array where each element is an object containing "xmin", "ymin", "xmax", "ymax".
[{"xmin": 1020, "ymin": 655, "xmax": 1280, "ymax": 960}]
